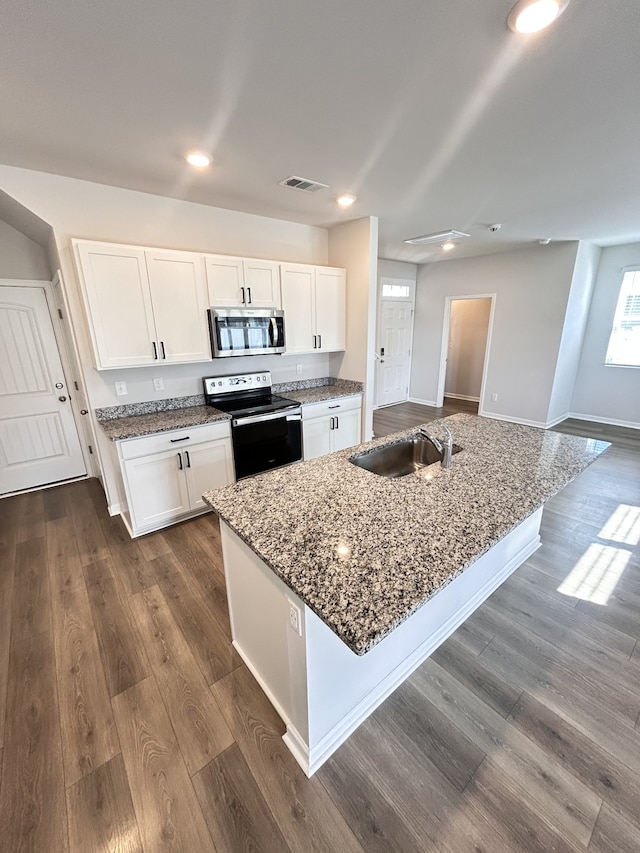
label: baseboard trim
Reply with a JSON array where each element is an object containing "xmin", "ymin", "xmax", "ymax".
[
  {"xmin": 567, "ymin": 412, "xmax": 640, "ymax": 431},
  {"xmin": 480, "ymin": 411, "xmax": 549, "ymax": 429},
  {"xmin": 408, "ymin": 396, "xmax": 439, "ymax": 407},
  {"xmin": 443, "ymin": 393, "xmax": 480, "ymax": 403}
]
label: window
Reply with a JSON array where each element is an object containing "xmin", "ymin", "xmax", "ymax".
[
  {"xmin": 605, "ymin": 269, "xmax": 640, "ymax": 367},
  {"xmin": 382, "ymin": 283, "xmax": 411, "ymax": 298}
]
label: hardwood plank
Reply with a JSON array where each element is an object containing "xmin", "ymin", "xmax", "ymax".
[
  {"xmin": 464, "ymin": 757, "xmax": 584, "ymax": 853},
  {"xmin": 451, "ymin": 616, "xmax": 494, "ymax": 655},
  {"xmin": 588, "ymin": 802, "xmax": 640, "ymax": 852},
  {"xmin": 508, "ymin": 692, "xmax": 640, "ymax": 831},
  {"xmin": 136, "ymin": 530, "xmax": 172, "ymax": 561},
  {"xmin": 376, "ymin": 680, "xmax": 485, "ymax": 791},
  {"xmin": 14, "ymin": 489, "xmax": 44, "ymax": 543},
  {"xmin": 430, "ymin": 635, "xmax": 523, "ymax": 718},
  {"xmin": 212, "ymin": 665, "xmax": 364, "ymax": 853},
  {"xmin": 128, "ymin": 585, "xmax": 234, "ymax": 775},
  {"xmin": 193, "ymin": 743, "xmax": 291, "ymax": 853},
  {"xmin": 0, "ymin": 536, "xmax": 68, "ymax": 852},
  {"xmin": 42, "ymin": 482, "xmax": 71, "ymax": 521},
  {"xmin": 83, "ymin": 556, "xmax": 150, "ymax": 697},
  {"xmin": 48, "ymin": 516, "xmax": 119, "ymax": 786},
  {"xmin": 98, "ymin": 511, "xmax": 158, "ymax": 596},
  {"xmin": 162, "ymin": 520, "xmax": 232, "ymax": 636},
  {"xmin": 112, "ymin": 676, "xmax": 216, "ymax": 853},
  {"xmin": 410, "ymin": 659, "xmax": 602, "ymax": 846},
  {"xmin": 151, "ymin": 552, "xmax": 242, "ymax": 684},
  {"xmin": 0, "ymin": 494, "xmax": 19, "ymax": 750},
  {"xmin": 67, "ymin": 480, "xmax": 110, "ymax": 566},
  {"xmin": 66, "ymin": 753, "xmax": 142, "ymax": 853}
]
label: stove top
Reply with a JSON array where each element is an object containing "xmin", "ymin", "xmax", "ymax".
[
  {"xmin": 211, "ymin": 393, "xmax": 300, "ymax": 418},
  {"xmin": 202, "ymin": 371, "xmax": 300, "ymax": 419}
]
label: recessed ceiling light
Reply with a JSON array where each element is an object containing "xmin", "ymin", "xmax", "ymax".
[
  {"xmin": 441, "ymin": 241, "xmax": 456, "ymax": 252},
  {"xmin": 404, "ymin": 230, "xmax": 470, "ymax": 246},
  {"xmin": 507, "ymin": 0, "xmax": 569, "ymax": 34},
  {"xmin": 184, "ymin": 151, "xmax": 212, "ymax": 168},
  {"xmin": 336, "ymin": 194, "xmax": 356, "ymax": 208}
]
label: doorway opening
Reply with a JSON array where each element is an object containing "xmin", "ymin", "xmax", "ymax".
[
  {"xmin": 375, "ymin": 277, "xmax": 416, "ymax": 408},
  {"xmin": 436, "ymin": 294, "xmax": 495, "ymax": 414}
]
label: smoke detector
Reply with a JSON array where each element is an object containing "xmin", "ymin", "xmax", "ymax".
[{"xmin": 279, "ymin": 175, "xmax": 329, "ymax": 193}]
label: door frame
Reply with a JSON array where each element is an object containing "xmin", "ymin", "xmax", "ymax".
[
  {"xmin": 435, "ymin": 293, "xmax": 496, "ymax": 415},
  {"xmin": 0, "ymin": 278, "xmax": 92, "ymax": 492},
  {"xmin": 374, "ymin": 277, "xmax": 416, "ymax": 409}
]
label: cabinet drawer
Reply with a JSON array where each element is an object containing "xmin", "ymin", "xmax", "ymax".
[
  {"xmin": 302, "ymin": 395, "xmax": 362, "ymax": 421},
  {"xmin": 119, "ymin": 420, "xmax": 231, "ymax": 460}
]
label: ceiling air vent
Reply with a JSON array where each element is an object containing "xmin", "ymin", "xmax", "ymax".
[
  {"xmin": 404, "ymin": 230, "xmax": 470, "ymax": 245},
  {"xmin": 279, "ymin": 175, "xmax": 329, "ymax": 193}
]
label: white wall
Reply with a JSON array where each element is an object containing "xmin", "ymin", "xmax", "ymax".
[
  {"xmin": 571, "ymin": 242, "xmax": 640, "ymax": 428},
  {"xmin": 0, "ymin": 218, "xmax": 51, "ymax": 279},
  {"xmin": 445, "ymin": 298, "xmax": 491, "ymax": 401},
  {"xmin": 547, "ymin": 242, "xmax": 600, "ymax": 425},
  {"xmin": 378, "ymin": 258, "xmax": 418, "ymax": 281},
  {"xmin": 411, "ymin": 243, "xmax": 580, "ymax": 426},
  {"xmin": 328, "ymin": 217, "xmax": 379, "ymax": 441}
]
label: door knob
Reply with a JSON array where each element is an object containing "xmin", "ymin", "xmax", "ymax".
[
  {"xmin": 58, "ymin": 396, "xmax": 67, "ymax": 402},
  {"xmin": 80, "ymin": 409, "xmax": 88, "ymax": 415}
]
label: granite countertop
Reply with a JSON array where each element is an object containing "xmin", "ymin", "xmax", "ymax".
[
  {"xmin": 203, "ymin": 413, "xmax": 609, "ymax": 656},
  {"xmin": 98, "ymin": 405, "xmax": 230, "ymax": 441},
  {"xmin": 95, "ymin": 378, "xmax": 363, "ymax": 441}
]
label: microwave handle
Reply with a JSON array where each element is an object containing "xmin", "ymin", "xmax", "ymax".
[{"xmin": 269, "ymin": 316, "xmax": 279, "ymax": 347}]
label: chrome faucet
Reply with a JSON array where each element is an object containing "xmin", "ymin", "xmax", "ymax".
[{"xmin": 419, "ymin": 425, "xmax": 454, "ymax": 468}]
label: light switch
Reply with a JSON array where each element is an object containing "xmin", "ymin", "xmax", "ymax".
[{"xmin": 115, "ymin": 381, "xmax": 128, "ymax": 396}]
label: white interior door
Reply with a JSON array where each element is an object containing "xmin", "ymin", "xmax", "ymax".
[
  {"xmin": 0, "ymin": 285, "xmax": 86, "ymax": 494},
  {"xmin": 376, "ymin": 299, "xmax": 414, "ymax": 406}
]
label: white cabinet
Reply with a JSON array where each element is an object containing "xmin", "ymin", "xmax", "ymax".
[
  {"xmin": 205, "ymin": 255, "xmax": 281, "ymax": 308},
  {"xmin": 302, "ymin": 395, "xmax": 362, "ymax": 461},
  {"xmin": 73, "ymin": 240, "xmax": 210, "ymax": 369},
  {"xmin": 118, "ymin": 421, "xmax": 234, "ymax": 536},
  {"xmin": 280, "ymin": 264, "xmax": 346, "ymax": 354}
]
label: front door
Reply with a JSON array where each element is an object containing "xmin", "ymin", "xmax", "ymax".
[
  {"xmin": 376, "ymin": 299, "xmax": 414, "ymax": 407},
  {"xmin": 0, "ymin": 285, "xmax": 86, "ymax": 494}
]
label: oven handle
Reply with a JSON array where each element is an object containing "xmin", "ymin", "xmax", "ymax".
[{"xmin": 233, "ymin": 410, "xmax": 302, "ymax": 427}]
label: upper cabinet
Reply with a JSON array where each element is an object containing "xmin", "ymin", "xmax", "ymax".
[
  {"xmin": 280, "ymin": 263, "xmax": 346, "ymax": 354},
  {"xmin": 205, "ymin": 255, "xmax": 281, "ymax": 308},
  {"xmin": 73, "ymin": 240, "xmax": 210, "ymax": 369}
]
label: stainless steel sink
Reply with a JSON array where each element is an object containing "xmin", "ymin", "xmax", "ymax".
[{"xmin": 349, "ymin": 436, "xmax": 462, "ymax": 478}]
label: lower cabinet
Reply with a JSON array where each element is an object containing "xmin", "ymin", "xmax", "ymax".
[
  {"xmin": 117, "ymin": 421, "xmax": 234, "ymax": 536},
  {"xmin": 302, "ymin": 395, "xmax": 362, "ymax": 461}
]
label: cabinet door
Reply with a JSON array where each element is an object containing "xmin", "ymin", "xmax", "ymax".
[
  {"xmin": 315, "ymin": 267, "xmax": 346, "ymax": 352},
  {"xmin": 243, "ymin": 259, "xmax": 281, "ymax": 308},
  {"xmin": 330, "ymin": 407, "xmax": 361, "ymax": 452},
  {"xmin": 280, "ymin": 264, "xmax": 315, "ymax": 354},
  {"xmin": 302, "ymin": 416, "xmax": 332, "ymax": 461},
  {"xmin": 74, "ymin": 241, "xmax": 156, "ymax": 368},
  {"xmin": 124, "ymin": 448, "xmax": 190, "ymax": 532},
  {"xmin": 145, "ymin": 250, "xmax": 210, "ymax": 363},
  {"xmin": 205, "ymin": 255, "xmax": 245, "ymax": 306},
  {"xmin": 184, "ymin": 438, "xmax": 234, "ymax": 510}
]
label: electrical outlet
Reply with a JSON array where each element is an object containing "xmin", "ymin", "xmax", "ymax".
[
  {"xmin": 491, "ymin": 393, "xmax": 498, "ymax": 402},
  {"xmin": 115, "ymin": 381, "xmax": 128, "ymax": 396},
  {"xmin": 296, "ymin": 363, "xmax": 303, "ymax": 375},
  {"xmin": 153, "ymin": 377, "xmax": 164, "ymax": 391},
  {"xmin": 287, "ymin": 598, "xmax": 302, "ymax": 635}
]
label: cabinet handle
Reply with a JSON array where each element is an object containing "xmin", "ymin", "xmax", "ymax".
[
  {"xmin": 185, "ymin": 450, "xmax": 191, "ymax": 468},
  {"xmin": 241, "ymin": 286, "xmax": 246, "ymax": 304},
  {"xmin": 247, "ymin": 287, "xmax": 252, "ymax": 304},
  {"xmin": 177, "ymin": 452, "xmax": 183, "ymax": 470},
  {"xmin": 318, "ymin": 334, "xmax": 322, "ymax": 349},
  {"xmin": 330, "ymin": 417, "xmax": 334, "ymax": 430},
  {"xmin": 170, "ymin": 436, "xmax": 190, "ymax": 443},
  {"xmin": 313, "ymin": 335, "xmax": 317, "ymax": 349},
  {"xmin": 335, "ymin": 415, "xmax": 339, "ymax": 429},
  {"xmin": 328, "ymin": 405, "xmax": 340, "ymax": 409},
  {"xmin": 153, "ymin": 341, "xmax": 158, "ymax": 360},
  {"xmin": 160, "ymin": 341, "xmax": 166, "ymax": 359}
]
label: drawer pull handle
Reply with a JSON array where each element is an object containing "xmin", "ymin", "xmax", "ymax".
[
  {"xmin": 328, "ymin": 405, "xmax": 340, "ymax": 409},
  {"xmin": 170, "ymin": 436, "xmax": 190, "ymax": 443}
]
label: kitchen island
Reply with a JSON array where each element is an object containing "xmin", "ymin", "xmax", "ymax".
[{"xmin": 203, "ymin": 413, "xmax": 609, "ymax": 775}]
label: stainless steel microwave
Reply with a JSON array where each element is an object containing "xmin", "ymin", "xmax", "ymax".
[{"xmin": 208, "ymin": 307, "xmax": 286, "ymax": 358}]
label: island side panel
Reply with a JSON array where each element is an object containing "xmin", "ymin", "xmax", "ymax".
[{"xmin": 220, "ymin": 522, "xmax": 310, "ymax": 741}]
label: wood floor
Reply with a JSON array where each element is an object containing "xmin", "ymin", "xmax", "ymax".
[{"xmin": 1, "ymin": 403, "xmax": 639, "ymax": 852}]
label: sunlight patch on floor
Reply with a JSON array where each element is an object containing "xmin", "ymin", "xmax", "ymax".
[{"xmin": 557, "ymin": 543, "xmax": 631, "ymax": 605}]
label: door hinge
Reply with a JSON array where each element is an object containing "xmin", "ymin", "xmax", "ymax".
[
  {"xmin": 88, "ymin": 444, "xmax": 93, "ymax": 454},
  {"xmin": 74, "ymin": 381, "xmax": 80, "ymax": 390},
  {"xmin": 57, "ymin": 308, "xmax": 63, "ymax": 319}
]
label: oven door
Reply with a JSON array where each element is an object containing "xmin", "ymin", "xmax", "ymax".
[
  {"xmin": 231, "ymin": 410, "xmax": 302, "ymax": 479},
  {"xmin": 209, "ymin": 309, "xmax": 285, "ymax": 357}
]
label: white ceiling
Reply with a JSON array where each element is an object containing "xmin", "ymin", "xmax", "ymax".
[{"xmin": 2, "ymin": 0, "xmax": 639, "ymax": 262}]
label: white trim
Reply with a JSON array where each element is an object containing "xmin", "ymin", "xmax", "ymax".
[
  {"xmin": 442, "ymin": 392, "xmax": 480, "ymax": 403},
  {"xmin": 567, "ymin": 412, "xmax": 640, "ymax": 431},
  {"xmin": 232, "ymin": 639, "xmax": 294, "ymax": 729},
  {"xmin": 480, "ymin": 411, "xmax": 549, "ymax": 429},
  {"xmin": 408, "ymin": 396, "xmax": 439, "ymax": 407},
  {"xmin": 1, "ymin": 474, "xmax": 87, "ymax": 499}
]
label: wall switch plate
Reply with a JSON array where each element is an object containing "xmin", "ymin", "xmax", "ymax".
[
  {"xmin": 153, "ymin": 377, "xmax": 164, "ymax": 391},
  {"xmin": 115, "ymin": 381, "xmax": 128, "ymax": 396},
  {"xmin": 491, "ymin": 393, "xmax": 498, "ymax": 402},
  {"xmin": 296, "ymin": 363, "xmax": 303, "ymax": 375},
  {"xmin": 287, "ymin": 598, "xmax": 302, "ymax": 635}
]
